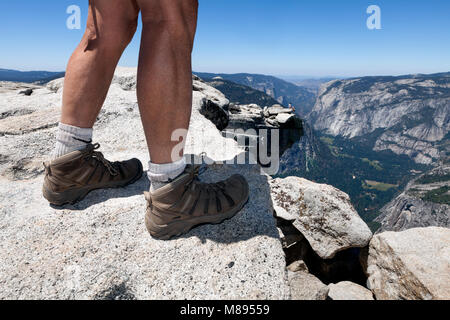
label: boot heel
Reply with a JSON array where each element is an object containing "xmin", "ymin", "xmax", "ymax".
[{"xmin": 42, "ymin": 186, "xmax": 88, "ymax": 206}]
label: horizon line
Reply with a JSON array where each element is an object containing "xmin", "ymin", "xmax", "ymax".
[{"xmin": 1, "ymin": 66, "xmax": 449, "ymax": 81}]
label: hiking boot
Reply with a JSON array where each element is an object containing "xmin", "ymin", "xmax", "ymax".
[
  {"xmin": 145, "ymin": 165, "xmax": 250, "ymax": 240},
  {"xmin": 43, "ymin": 143, "xmax": 143, "ymax": 206}
]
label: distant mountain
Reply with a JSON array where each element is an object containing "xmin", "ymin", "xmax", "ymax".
[
  {"xmin": 194, "ymin": 72, "xmax": 316, "ymax": 116},
  {"xmin": 196, "ymin": 77, "xmax": 280, "ymax": 107},
  {"xmin": 309, "ymin": 72, "xmax": 450, "ymax": 165},
  {"xmin": 294, "ymin": 71, "xmax": 450, "ymax": 231},
  {"xmin": 0, "ymin": 69, "xmax": 65, "ymax": 84},
  {"xmin": 376, "ymin": 158, "xmax": 450, "ymax": 232},
  {"xmin": 279, "ymin": 77, "xmax": 338, "ymax": 93}
]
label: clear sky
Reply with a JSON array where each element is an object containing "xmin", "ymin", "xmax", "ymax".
[{"xmin": 1, "ymin": 0, "xmax": 449, "ymax": 77}]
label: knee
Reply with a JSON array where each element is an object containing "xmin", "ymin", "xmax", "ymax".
[
  {"xmin": 141, "ymin": 1, "xmax": 198, "ymax": 52},
  {"xmin": 142, "ymin": 18, "xmax": 195, "ymax": 54},
  {"xmin": 84, "ymin": 18, "xmax": 138, "ymax": 52}
]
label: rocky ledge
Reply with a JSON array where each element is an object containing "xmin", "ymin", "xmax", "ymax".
[{"xmin": 0, "ymin": 68, "xmax": 448, "ymax": 300}]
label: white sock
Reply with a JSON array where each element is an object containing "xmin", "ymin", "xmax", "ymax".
[
  {"xmin": 148, "ymin": 158, "xmax": 187, "ymax": 192},
  {"xmin": 52, "ymin": 123, "xmax": 93, "ymax": 159}
]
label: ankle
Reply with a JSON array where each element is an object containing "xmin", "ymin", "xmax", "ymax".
[
  {"xmin": 148, "ymin": 158, "xmax": 186, "ymax": 192},
  {"xmin": 52, "ymin": 123, "xmax": 93, "ymax": 159}
]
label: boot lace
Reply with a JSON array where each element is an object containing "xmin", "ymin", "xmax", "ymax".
[
  {"xmin": 85, "ymin": 143, "xmax": 119, "ymax": 176},
  {"xmin": 188, "ymin": 165, "xmax": 228, "ymax": 195}
]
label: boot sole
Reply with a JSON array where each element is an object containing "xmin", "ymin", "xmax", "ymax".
[
  {"xmin": 43, "ymin": 161, "xmax": 144, "ymax": 206},
  {"xmin": 145, "ymin": 193, "xmax": 250, "ymax": 240}
]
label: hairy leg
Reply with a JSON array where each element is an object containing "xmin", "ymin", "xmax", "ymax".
[
  {"xmin": 136, "ymin": 0, "xmax": 199, "ymax": 163},
  {"xmin": 61, "ymin": 0, "xmax": 140, "ymax": 128}
]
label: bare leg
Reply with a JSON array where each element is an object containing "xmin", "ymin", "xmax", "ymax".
[
  {"xmin": 44, "ymin": 1, "xmax": 144, "ymax": 205},
  {"xmin": 136, "ymin": 1, "xmax": 250, "ymax": 239},
  {"xmin": 61, "ymin": 0, "xmax": 140, "ymax": 128},
  {"xmin": 136, "ymin": 0, "xmax": 199, "ymax": 164}
]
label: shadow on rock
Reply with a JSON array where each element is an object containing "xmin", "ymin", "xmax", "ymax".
[
  {"xmin": 166, "ymin": 154, "xmax": 280, "ymax": 244},
  {"xmin": 50, "ymin": 153, "xmax": 280, "ymax": 244}
]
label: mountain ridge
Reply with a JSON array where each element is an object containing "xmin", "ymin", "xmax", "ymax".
[
  {"xmin": 0, "ymin": 68, "xmax": 65, "ymax": 84},
  {"xmin": 308, "ymin": 71, "xmax": 450, "ymax": 165}
]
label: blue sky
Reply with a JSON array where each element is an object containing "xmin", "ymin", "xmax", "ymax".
[{"xmin": 1, "ymin": 0, "xmax": 449, "ymax": 77}]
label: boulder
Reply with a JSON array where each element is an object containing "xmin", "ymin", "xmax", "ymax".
[
  {"xmin": 46, "ymin": 78, "xmax": 65, "ymax": 93},
  {"xmin": 288, "ymin": 270, "xmax": 329, "ymax": 300},
  {"xmin": 198, "ymin": 98, "xmax": 229, "ymax": 131},
  {"xmin": 328, "ymin": 281, "xmax": 374, "ymax": 300},
  {"xmin": 275, "ymin": 113, "xmax": 295, "ymax": 125},
  {"xmin": 267, "ymin": 105, "xmax": 293, "ymax": 115},
  {"xmin": 366, "ymin": 227, "xmax": 450, "ymax": 300},
  {"xmin": 273, "ymin": 204, "xmax": 296, "ymax": 221},
  {"xmin": 265, "ymin": 117, "xmax": 278, "ymax": 127},
  {"xmin": 0, "ymin": 67, "xmax": 289, "ymax": 299},
  {"xmin": 192, "ymin": 78, "xmax": 230, "ymax": 110},
  {"xmin": 287, "ymin": 260, "xmax": 309, "ymax": 273},
  {"xmin": 19, "ymin": 88, "xmax": 33, "ymax": 96},
  {"xmin": 270, "ymin": 177, "xmax": 372, "ymax": 259}
]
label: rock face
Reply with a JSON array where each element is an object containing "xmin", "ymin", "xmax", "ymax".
[
  {"xmin": 328, "ymin": 281, "xmax": 374, "ymax": 300},
  {"xmin": 376, "ymin": 161, "xmax": 450, "ymax": 232},
  {"xmin": 288, "ymin": 270, "xmax": 329, "ymax": 300},
  {"xmin": 365, "ymin": 227, "xmax": 450, "ymax": 300},
  {"xmin": 0, "ymin": 67, "xmax": 290, "ymax": 299},
  {"xmin": 225, "ymin": 103, "xmax": 303, "ymax": 165},
  {"xmin": 227, "ymin": 103, "xmax": 301, "ymax": 131},
  {"xmin": 278, "ymin": 121, "xmax": 325, "ymax": 176},
  {"xmin": 270, "ymin": 177, "xmax": 373, "ymax": 259},
  {"xmin": 194, "ymin": 72, "xmax": 317, "ymax": 116},
  {"xmin": 309, "ymin": 73, "xmax": 450, "ymax": 165}
]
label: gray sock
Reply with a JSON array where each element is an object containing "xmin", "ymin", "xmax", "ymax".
[
  {"xmin": 52, "ymin": 123, "xmax": 93, "ymax": 159},
  {"xmin": 148, "ymin": 158, "xmax": 187, "ymax": 192}
]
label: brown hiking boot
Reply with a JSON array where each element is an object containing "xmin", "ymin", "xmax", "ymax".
[
  {"xmin": 43, "ymin": 143, "xmax": 143, "ymax": 206},
  {"xmin": 145, "ymin": 165, "xmax": 250, "ymax": 240}
]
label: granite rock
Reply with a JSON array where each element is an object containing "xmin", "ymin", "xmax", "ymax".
[
  {"xmin": 288, "ymin": 270, "xmax": 329, "ymax": 300},
  {"xmin": 328, "ymin": 281, "xmax": 374, "ymax": 300},
  {"xmin": 0, "ymin": 67, "xmax": 289, "ymax": 300},
  {"xmin": 270, "ymin": 176, "xmax": 372, "ymax": 259},
  {"xmin": 366, "ymin": 227, "xmax": 450, "ymax": 300}
]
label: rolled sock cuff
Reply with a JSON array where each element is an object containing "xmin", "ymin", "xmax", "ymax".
[
  {"xmin": 59, "ymin": 123, "xmax": 93, "ymax": 137},
  {"xmin": 56, "ymin": 123, "xmax": 93, "ymax": 145},
  {"xmin": 52, "ymin": 123, "xmax": 94, "ymax": 159},
  {"xmin": 148, "ymin": 158, "xmax": 187, "ymax": 183}
]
